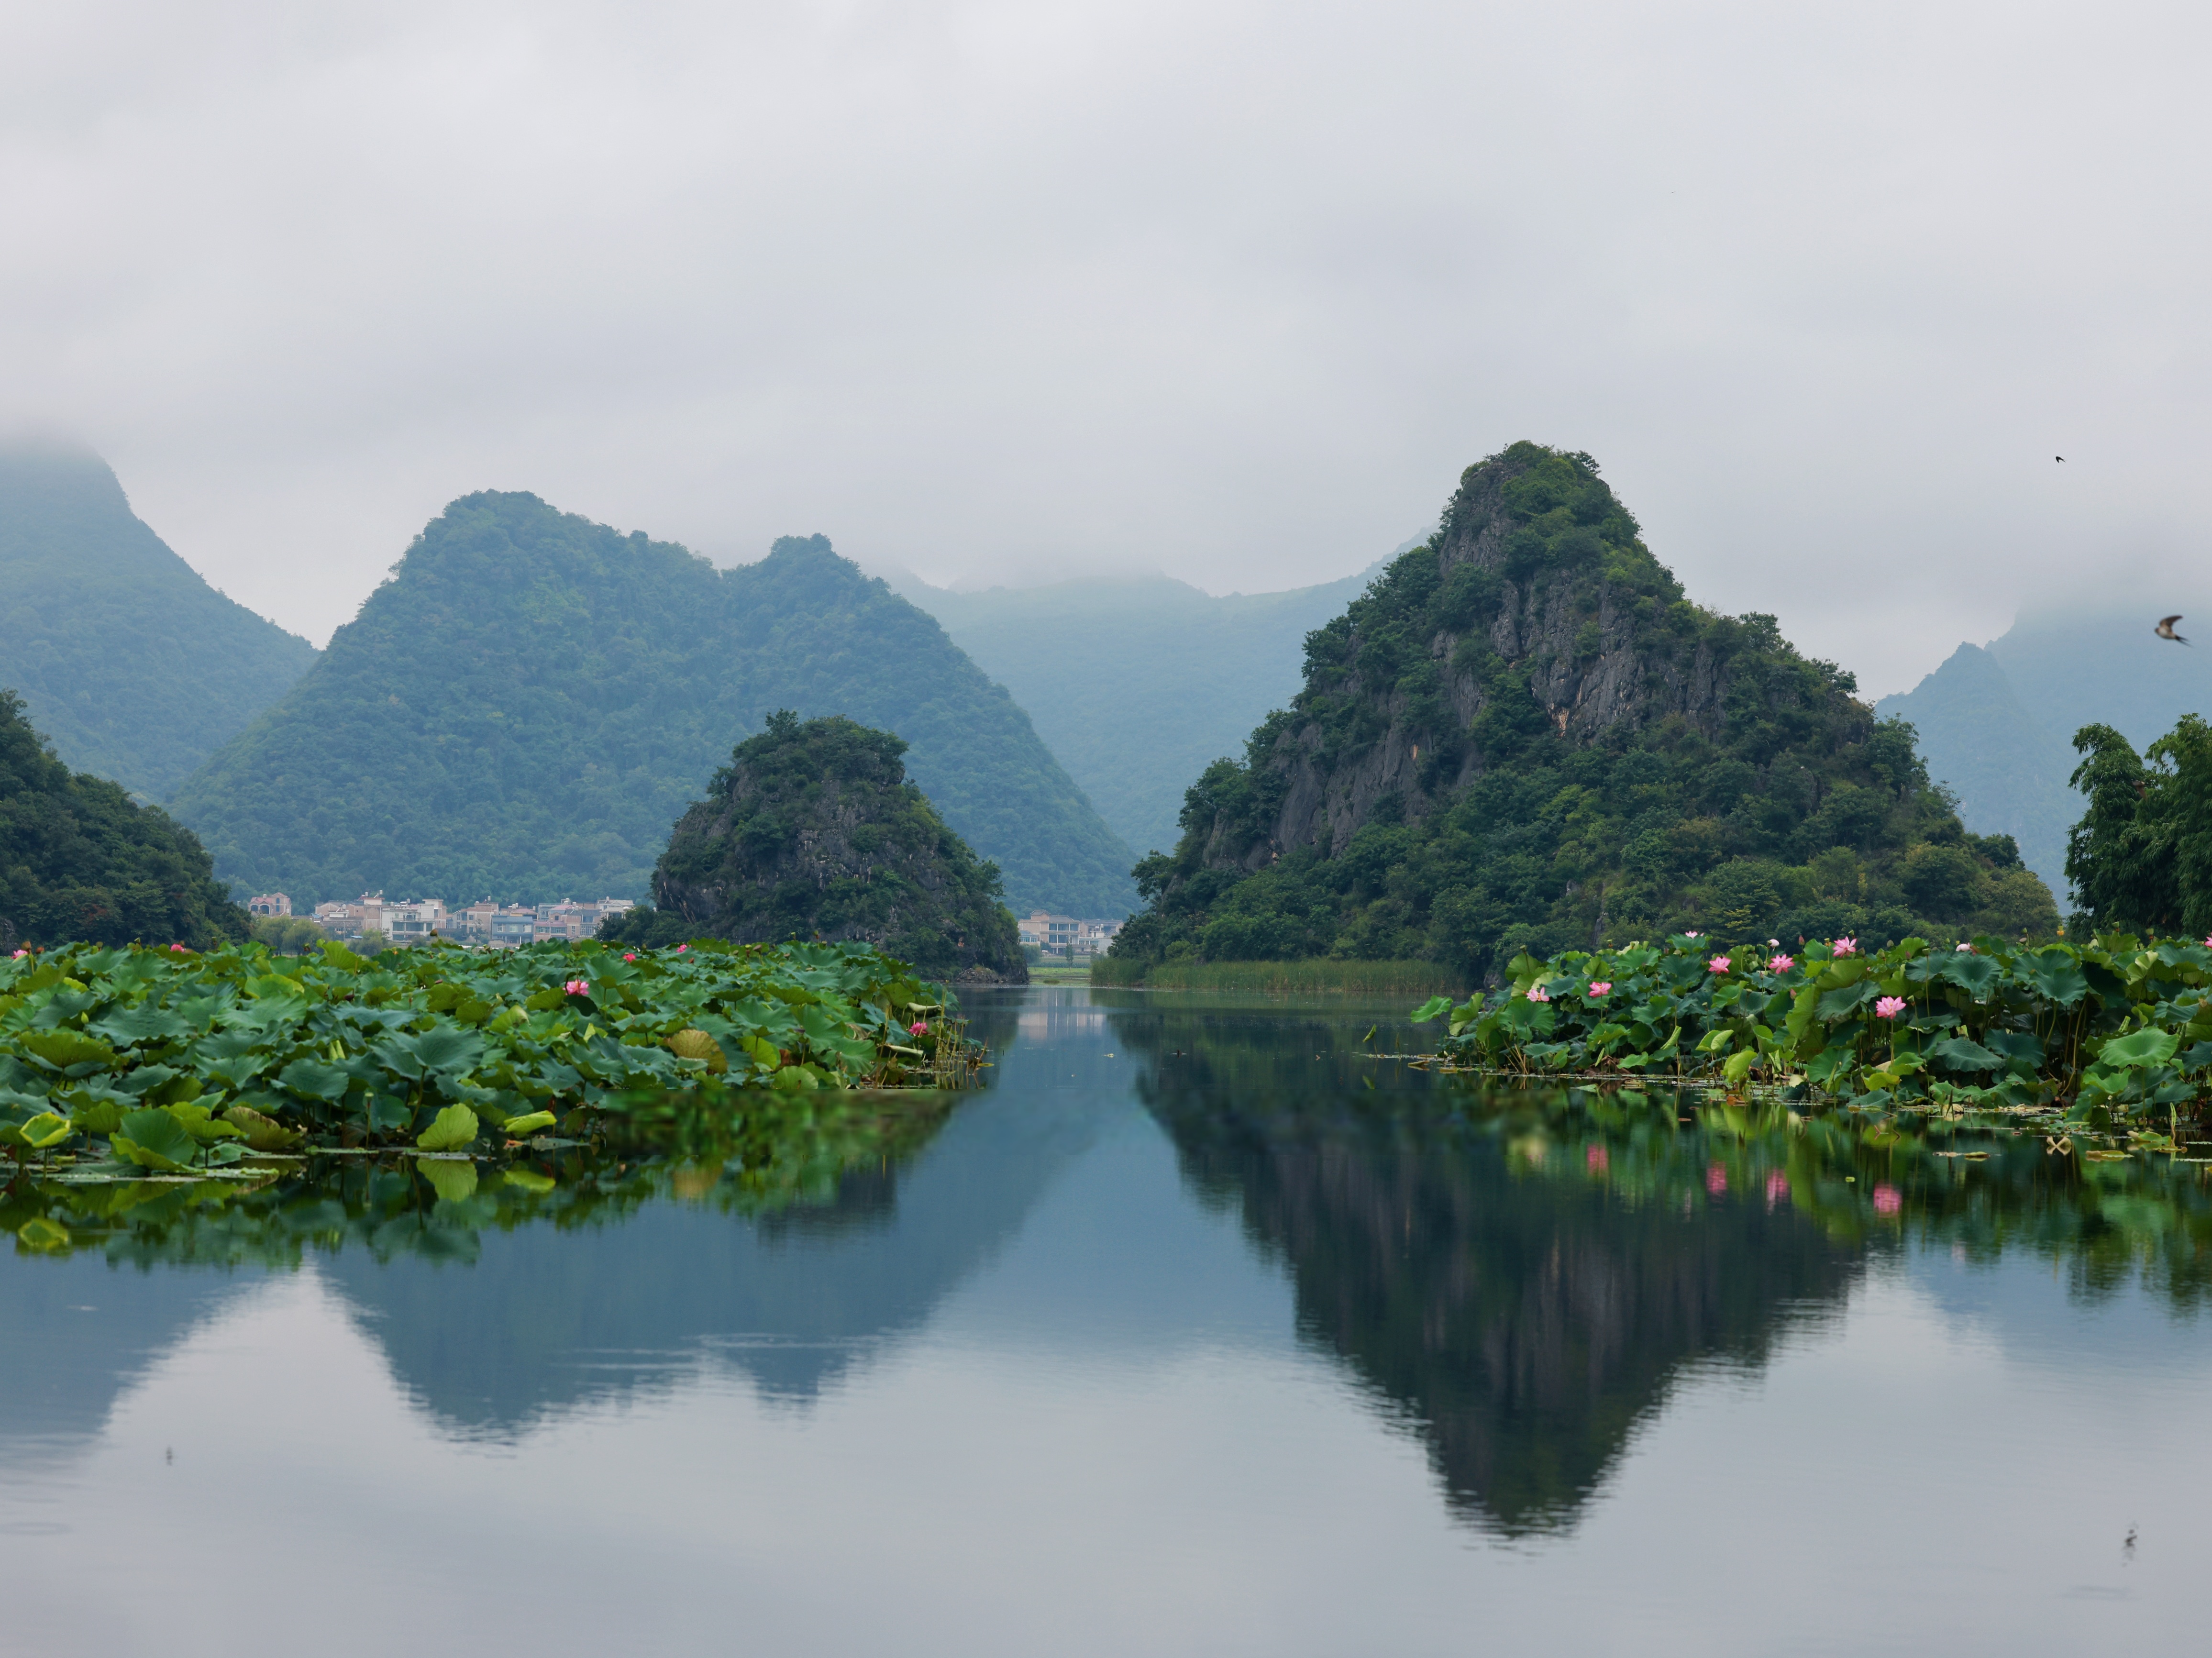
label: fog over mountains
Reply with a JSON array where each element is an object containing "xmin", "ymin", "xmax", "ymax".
[{"xmin": 1879, "ymin": 598, "xmax": 2212, "ymax": 903}]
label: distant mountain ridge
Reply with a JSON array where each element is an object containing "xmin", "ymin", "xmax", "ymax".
[
  {"xmin": 0, "ymin": 445, "xmax": 317, "ymax": 797},
  {"xmin": 895, "ymin": 554, "xmax": 1401, "ymax": 858},
  {"xmin": 170, "ymin": 498, "xmax": 1137, "ymax": 917},
  {"xmin": 1877, "ymin": 599, "xmax": 2212, "ymax": 903}
]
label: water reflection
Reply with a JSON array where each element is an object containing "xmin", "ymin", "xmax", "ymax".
[
  {"xmin": 1106, "ymin": 995, "xmax": 2212, "ymax": 1535},
  {"xmin": 6, "ymin": 986, "xmax": 2212, "ymax": 1555}
]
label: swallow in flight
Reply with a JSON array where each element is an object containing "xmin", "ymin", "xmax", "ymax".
[{"xmin": 2157, "ymin": 615, "xmax": 2190, "ymax": 644}]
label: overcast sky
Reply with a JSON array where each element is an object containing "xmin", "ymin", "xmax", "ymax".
[{"xmin": 5, "ymin": 0, "xmax": 2209, "ymax": 694}]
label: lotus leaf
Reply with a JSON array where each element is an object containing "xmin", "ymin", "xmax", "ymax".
[
  {"xmin": 15, "ymin": 1028, "xmax": 120, "ymax": 1070},
  {"xmin": 499, "ymin": 1111, "xmax": 557, "ymax": 1138},
  {"xmin": 417, "ymin": 1104, "xmax": 479, "ymax": 1152},
  {"xmin": 222, "ymin": 1104, "xmax": 303, "ymax": 1151},
  {"xmin": 112, "ymin": 1107, "xmax": 199, "ymax": 1171},
  {"xmin": 2098, "ymin": 1028, "xmax": 2179, "ymax": 1069}
]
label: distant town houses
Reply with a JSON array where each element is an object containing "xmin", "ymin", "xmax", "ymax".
[
  {"xmin": 246, "ymin": 893, "xmax": 292, "ymax": 917},
  {"xmin": 1015, "ymin": 912, "xmax": 1123, "ymax": 958},
  {"xmin": 304, "ymin": 894, "xmax": 635, "ymax": 947}
]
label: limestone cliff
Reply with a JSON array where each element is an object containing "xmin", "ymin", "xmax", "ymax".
[{"xmin": 1117, "ymin": 442, "xmax": 2057, "ymax": 972}]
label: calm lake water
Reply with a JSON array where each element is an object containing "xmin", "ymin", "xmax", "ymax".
[{"xmin": 6, "ymin": 985, "xmax": 2212, "ymax": 1657}]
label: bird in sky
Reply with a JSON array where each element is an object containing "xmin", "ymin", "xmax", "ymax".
[
  {"xmin": 2157, "ymin": 615, "xmax": 2189, "ymax": 644},
  {"xmin": 2056, "ymin": 455, "xmax": 2066, "ymax": 462}
]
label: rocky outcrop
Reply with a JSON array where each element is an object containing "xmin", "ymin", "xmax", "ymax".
[
  {"xmin": 607, "ymin": 713, "xmax": 1027, "ymax": 982},
  {"xmin": 1229, "ymin": 445, "xmax": 1863, "ymax": 864}
]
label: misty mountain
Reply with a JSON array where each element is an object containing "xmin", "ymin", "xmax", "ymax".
[
  {"xmin": 0, "ymin": 445, "xmax": 317, "ymax": 797},
  {"xmin": 1877, "ymin": 601, "xmax": 2212, "ymax": 903},
  {"xmin": 1114, "ymin": 442, "xmax": 2057, "ymax": 973},
  {"xmin": 895, "ymin": 556, "xmax": 1400, "ymax": 858},
  {"xmin": 169, "ymin": 497, "xmax": 1137, "ymax": 916}
]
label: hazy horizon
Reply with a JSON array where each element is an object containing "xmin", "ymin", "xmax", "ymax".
[{"xmin": 7, "ymin": 0, "xmax": 2211, "ymax": 696}]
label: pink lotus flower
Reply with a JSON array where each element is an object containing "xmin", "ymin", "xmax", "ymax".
[
  {"xmin": 1684, "ymin": 930, "xmax": 1701, "ymax": 940},
  {"xmin": 1765, "ymin": 1170, "xmax": 1790, "ymax": 1205},
  {"xmin": 1525, "ymin": 984, "xmax": 1551, "ymax": 1003},
  {"xmin": 1706, "ymin": 1164, "xmax": 1728, "ymax": 1196},
  {"xmin": 1874, "ymin": 995, "xmax": 1907, "ymax": 1018},
  {"xmin": 1956, "ymin": 942, "xmax": 1974, "ymax": 952},
  {"xmin": 1708, "ymin": 955, "xmax": 1731, "ymax": 973},
  {"xmin": 10, "ymin": 949, "xmax": 24, "ymax": 960},
  {"xmin": 169, "ymin": 943, "xmax": 186, "ymax": 952},
  {"xmin": 1587, "ymin": 980, "xmax": 1613, "ymax": 998},
  {"xmin": 910, "ymin": 1020, "xmax": 929, "ymax": 1036},
  {"xmin": 1586, "ymin": 1145, "xmax": 1609, "ymax": 1172},
  {"xmin": 1872, "ymin": 1183, "xmax": 1902, "ymax": 1215},
  {"xmin": 1833, "ymin": 937, "xmax": 1858, "ymax": 957},
  {"xmin": 623, "ymin": 952, "xmax": 637, "ymax": 962},
  {"xmin": 564, "ymin": 979, "xmax": 590, "ymax": 996},
  {"xmin": 676, "ymin": 944, "xmax": 688, "ymax": 952},
  {"xmin": 1768, "ymin": 954, "xmax": 1795, "ymax": 972}
]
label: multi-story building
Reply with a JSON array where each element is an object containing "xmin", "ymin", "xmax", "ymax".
[
  {"xmin": 246, "ymin": 893, "xmax": 292, "ymax": 918},
  {"xmin": 1018, "ymin": 913, "xmax": 1125, "ymax": 958},
  {"xmin": 308, "ymin": 894, "xmax": 638, "ymax": 948}
]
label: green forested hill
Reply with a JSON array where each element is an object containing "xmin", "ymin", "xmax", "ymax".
[
  {"xmin": 900, "ymin": 559, "xmax": 1394, "ymax": 859},
  {"xmin": 607, "ymin": 712, "xmax": 1027, "ymax": 981},
  {"xmin": 0, "ymin": 690, "xmax": 249, "ymax": 949},
  {"xmin": 169, "ymin": 497, "xmax": 1135, "ymax": 916},
  {"xmin": 0, "ymin": 445, "xmax": 317, "ymax": 797},
  {"xmin": 1113, "ymin": 442, "xmax": 2057, "ymax": 977}
]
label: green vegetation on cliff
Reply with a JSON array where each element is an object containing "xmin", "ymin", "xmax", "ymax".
[
  {"xmin": 170, "ymin": 499, "xmax": 1135, "ymax": 916},
  {"xmin": 0, "ymin": 444, "xmax": 317, "ymax": 797},
  {"xmin": 1113, "ymin": 443, "xmax": 2057, "ymax": 979},
  {"xmin": 0, "ymin": 690, "xmax": 249, "ymax": 950},
  {"xmin": 606, "ymin": 712, "xmax": 1026, "ymax": 981}
]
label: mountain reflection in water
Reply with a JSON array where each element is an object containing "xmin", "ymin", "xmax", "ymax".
[
  {"xmin": 5, "ymin": 987, "xmax": 2211, "ymax": 1561},
  {"xmin": 1104, "ymin": 992, "xmax": 2212, "ymax": 1536}
]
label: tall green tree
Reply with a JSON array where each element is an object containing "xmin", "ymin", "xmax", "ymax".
[{"xmin": 2065, "ymin": 714, "xmax": 2212, "ymax": 933}]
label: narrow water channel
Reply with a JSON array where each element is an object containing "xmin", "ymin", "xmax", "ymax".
[{"xmin": 4, "ymin": 986, "xmax": 2210, "ymax": 1656}]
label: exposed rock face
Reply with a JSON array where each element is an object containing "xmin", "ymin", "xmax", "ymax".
[
  {"xmin": 1243, "ymin": 447, "xmax": 1859, "ymax": 867},
  {"xmin": 608, "ymin": 713, "xmax": 1027, "ymax": 983}
]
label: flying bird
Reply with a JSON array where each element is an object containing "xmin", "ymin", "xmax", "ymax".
[
  {"xmin": 2157, "ymin": 615, "xmax": 2190, "ymax": 644},
  {"xmin": 2056, "ymin": 455, "xmax": 2066, "ymax": 463}
]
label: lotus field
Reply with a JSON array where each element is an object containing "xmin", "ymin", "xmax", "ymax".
[
  {"xmin": 0, "ymin": 936, "xmax": 979, "ymax": 1172},
  {"xmin": 1413, "ymin": 931, "xmax": 2212, "ymax": 1123}
]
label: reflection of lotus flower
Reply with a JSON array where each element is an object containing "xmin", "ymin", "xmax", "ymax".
[
  {"xmin": 1709, "ymin": 955, "xmax": 1731, "ymax": 973},
  {"xmin": 1705, "ymin": 1164, "xmax": 1727, "ymax": 1196},
  {"xmin": 1875, "ymin": 995, "xmax": 1907, "ymax": 1018},
  {"xmin": 1834, "ymin": 937, "xmax": 1858, "ymax": 956},
  {"xmin": 1586, "ymin": 1145, "xmax": 1609, "ymax": 1172},
  {"xmin": 1769, "ymin": 954, "xmax": 1795, "ymax": 972},
  {"xmin": 564, "ymin": 979, "xmax": 590, "ymax": 995},
  {"xmin": 1765, "ymin": 1170, "xmax": 1790, "ymax": 1205},
  {"xmin": 1873, "ymin": 1183, "xmax": 1902, "ymax": 1215},
  {"xmin": 1525, "ymin": 984, "xmax": 1551, "ymax": 1003},
  {"xmin": 1587, "ymin": 980, "xmax": 1613, "ymax": 997}
]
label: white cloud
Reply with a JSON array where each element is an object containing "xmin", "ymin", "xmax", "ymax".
[{"xmin": 4, "ymin": 0, "xmax": 2208, "ymax": 690}]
